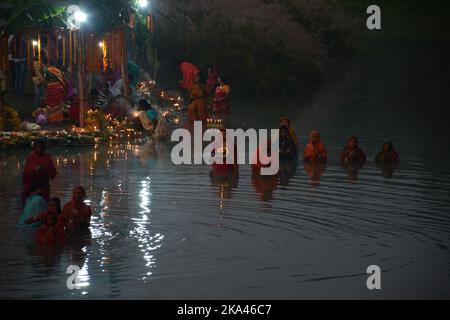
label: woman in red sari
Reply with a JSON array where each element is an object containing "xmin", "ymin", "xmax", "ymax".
[
  {"xmin": 22, "ymin": 140, "xmax": 57, "ymax": 203},
  {"xmin": 179, "ymin": 62, "xmax": 199, "ymax": 90},
  {"xmin": 213, "ymin": 76, "xmax": 230, "ymax": 114},
  {"xmin": 35, "ymin": 212, "xmax": 65, "ymax": 246},
  {"xmin": 211, "ymin": 128, "xmax": 239, "ymax": 174},
  {"xmin": 44, "ymin": 66, "xmax": 66, "ymax": 123},
  {"xmin": 58, "ymin": 187, "xmax": 92, "ymax": 237}
]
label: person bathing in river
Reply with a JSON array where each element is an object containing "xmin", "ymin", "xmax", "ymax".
[
  {"xmin": 35, "ymin": 211, "xmax": 65, "ymax": 246},
  {"xmin": 375, "ymin": 140, "xmax": 399, "ymax": 178},
  {"xmin": 22, "ymin": 140, "xmax": 57, "ymax": 203},
  {"xmin": 58, "ymin": 187, "xmax": 92, "ymax": 237},
  {"xmin": 212, "ymin": 76, "xmax": 230, "ymax": 114},
  {"xmin": 341, "ymin": 136, "xmax": 367, "ymax": 165},
  {"xmin": 303, "ymin": 131, "xmax": 327, "ymax": 162},
  {"xmin": 280, "ymin": 117, "xmax": 299, "ymax": 151},
  {"xmin": 279, "ymin": 125, "xmax": 298, "ymax": 161},
  {"xmin": 24, "ymin": 197, "xmax": 61, "ymax": 226},
  {"xmin": 341, "ymin": 136, "xmax": 366, "ymax": 182},
  {"xmin": 23, "ymin": 195, "xmax": 64, "ymax": 247},
  {"xmin": 375, "ymin": 140, "xmax": 400, "ymax": 165},
  {"xmin": 18, "ymin": 182, "xmax": 48, "ymax": 227},
  {"xmin": 188, "ymin": 73, "xmax": 207, "ymax": 123},
  {"xmin": 211, "ymin": 128, "xmax": 239, "ymax": 175}
]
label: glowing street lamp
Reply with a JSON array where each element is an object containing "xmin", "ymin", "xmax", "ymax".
[
  {"xmin": 138, "ymin": 0, "xmax": 149, "ymax": 8},
  {"xmin": 74, "ymin": 10, "xmax": 87, "ymax": 23}
]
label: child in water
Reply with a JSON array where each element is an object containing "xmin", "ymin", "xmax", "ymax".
[
  {"xmin": 35, "ymin": 212, "xmax": 65, "ymax": 246},
  {"xmin": 24, "ymin": 197, "xmax": 61, "ymax": 225},
  {"xmin": 303, "ymin": 131, "xmax": 327, "ymax": 162}
]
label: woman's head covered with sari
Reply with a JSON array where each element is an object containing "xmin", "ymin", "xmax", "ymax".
[
  {"xmin": 309, "ymin": 130, "xmax": 321, "ymax": 145},
  {"xmin": 280, "ymin": 116, "xmax": 299, "ymax": 148},
  {"xmin": 347, "ymin": 135, "xmax": 359, "ymax": 149},
  {"xmin": 382, "ymin": 140, "xmax": 395, "ymax": 153}
]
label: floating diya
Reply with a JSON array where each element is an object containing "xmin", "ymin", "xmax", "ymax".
[{"xmin": 216, "ymin": 146, "xmax": 229, "ymax": 157}]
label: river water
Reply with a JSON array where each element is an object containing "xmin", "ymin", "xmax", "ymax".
[{"xmin": 1, "ymin": 42, "xmax": 450, "ymax": 299}]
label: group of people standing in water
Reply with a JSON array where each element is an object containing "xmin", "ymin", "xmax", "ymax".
[
  {"xmin": 180, "ymin": 64, "xmax": 231, "ymax": 124},
  {"xmin": 257, "ymin": 116, "xmax": 399, "ymax": 171},
  {"xmin": 210, "ymin": 116, "xmax": 400, "ymax": 199},
  {"xmin": 18, "ymin": 140, "xmax": 91, "ymax": 246}
]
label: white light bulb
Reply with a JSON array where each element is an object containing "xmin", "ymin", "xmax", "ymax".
[
  {"xmin": 32, "ymin": 40, "xmax": 38, "ymax": 46},
  {"xmin": 74, "ymin": 11, "xmax": 87, "ymax": 23},
  {"xmin": 138, "ymin": 0, "xmax": 148, "ymax": 8}
]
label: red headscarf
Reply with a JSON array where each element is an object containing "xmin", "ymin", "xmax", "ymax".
[{"xmin": 180, "ymin": 62, "xmax": 199, "ymax": 89}]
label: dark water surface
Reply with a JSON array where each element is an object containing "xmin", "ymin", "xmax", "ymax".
[{"xmin": 1, "ymin": 47, "xmax": 450, "ymax": 299}]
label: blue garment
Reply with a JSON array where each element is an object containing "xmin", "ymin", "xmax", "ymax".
[
  {"xmin": 17, "ymin": 194, "xmax": 48, "ymax": 228},
  {"xmin": 146, "ymin": 109, "xmax": 158, "ymax": 121}
]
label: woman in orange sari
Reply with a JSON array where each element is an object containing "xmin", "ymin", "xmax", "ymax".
[
  {"xmin": 188, "ymin": 73, "xmax": 207, "ymax": 123},
  {"xmin": 303, "ymin": 130, "xmax": 327, "ymax": 162},
  {"xmin": 44, "ymin": 66, "xmax": 66, "ymax": 123},
  {"xmin": 303, "ymin": 161, "xmax": 327, "ymax": 185}
]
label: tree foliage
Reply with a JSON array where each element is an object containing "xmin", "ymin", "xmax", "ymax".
[{"xmin": 154, "ymin": 0, "xmax": 355, "ymax": 95}]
